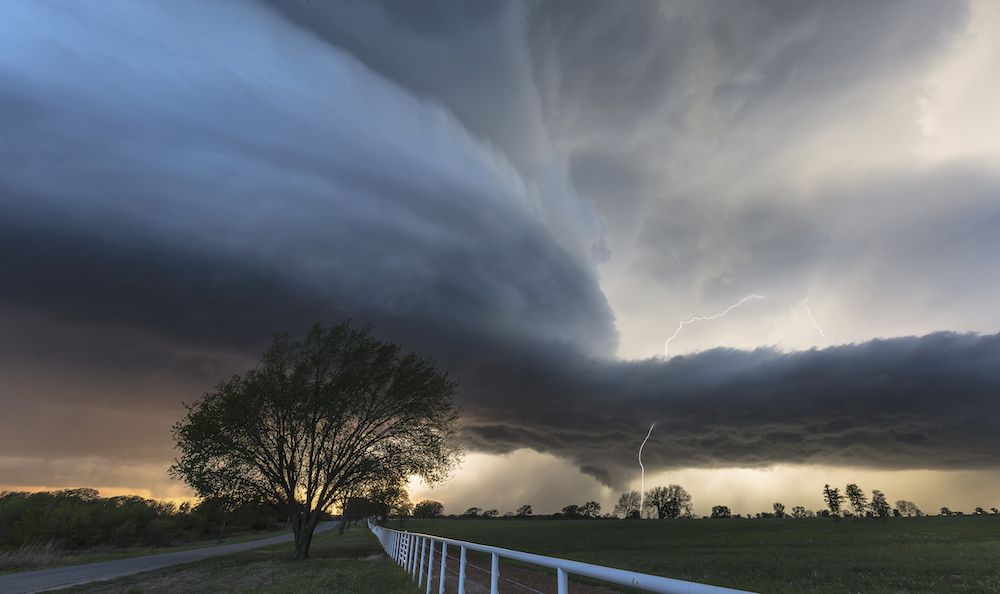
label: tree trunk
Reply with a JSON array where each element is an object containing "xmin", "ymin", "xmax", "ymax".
[
  {"xmin": 293, "ymin": 512, "xmax": 319, "ymax": 560},
  {"xmin": 290, "ymin": 512, "xmax": 307, "ymax": 560},
  {"xmin": 217, "ymin": 511, "xmax": 228, "ymax": 543}
]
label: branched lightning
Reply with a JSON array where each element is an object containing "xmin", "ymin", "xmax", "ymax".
[
  {"xmin": 638, "ymin": 423, "xmax": 655, "ymax": 515},
  {"xmin": 663, "ymin": 294, "xmax": 763, "ymax": 358},
  {"xmin": 803, "ymin": 297, "xmax": 829, "ymax": 344}
]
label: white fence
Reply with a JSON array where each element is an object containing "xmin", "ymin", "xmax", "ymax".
[{"xmin": 368, "ymin": 521, "xmax": 753, "ymax": 594}]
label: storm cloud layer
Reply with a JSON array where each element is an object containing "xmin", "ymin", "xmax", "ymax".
[{"xmin": 2, "ymin": 0, "xmax": 1000, "ymax": 494}]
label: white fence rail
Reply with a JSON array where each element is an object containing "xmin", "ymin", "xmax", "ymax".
[{"xmin": 368, "ymin": 521, "xmax": 753, "ymax": 594}]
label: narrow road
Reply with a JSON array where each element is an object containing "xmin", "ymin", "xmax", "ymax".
[{"xmin": 0, "ymin": 522, "xmax": 337, "ymax": 593}]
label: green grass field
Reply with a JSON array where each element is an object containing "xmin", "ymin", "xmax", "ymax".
[{"xmin": 401, "ymin": 516, "xmax": 1000, "ymax": 593}]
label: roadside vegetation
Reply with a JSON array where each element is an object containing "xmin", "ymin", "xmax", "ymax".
[{"xmin": 0, "ymin": 489, "xmax": 286, "ymax": 571}]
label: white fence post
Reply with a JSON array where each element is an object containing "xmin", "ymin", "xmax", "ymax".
[
  {"xmin": 438, "ymin": 542, "xmax": 447, "ymax": 594},
  {"xmin": 557, "ymin": 567, "xmax": 569, "ymax": 594},
  {"xmin": 458, "ymin": 545, "xmax": 467, "ymax": 594},
  {"xmin": 410, "ymin": 534, "xmax": 417, "ymax": 576},
  {"xmin": 404, "ymin": 532, "xmax": 410, "ymax": 567},
  {"xmin": 425, "ymin": 539, "xmax": 435, "ymax": 594},
  {"xmin": 490, "ymin": 552, "xmax": 499, "ymax": 594},
  {"xmin": 418, "ymin": 537, "xmax": 427, "ymax": 586}
]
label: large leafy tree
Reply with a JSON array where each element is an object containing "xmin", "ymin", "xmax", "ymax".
[
  {"xmin": 613, "ymin": 490, "xmax": 641, "ymax": 519},
  {"xmin": 171, "ymin": 322, "xmax": 459, "ymax": 559},
  {"xmin": 412, "ymin": 500, "xmax": 445, "ymax": 518},
  {"xmin": 643, "ymin": 484, "xmax": 693, "ymax": 519}
]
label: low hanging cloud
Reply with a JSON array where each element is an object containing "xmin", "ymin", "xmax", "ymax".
[
  {"xmin": 1, "ymin": 0, "xmax": 1000, "ymax": 495},
  {"xmin": 453, "ymin": 331, "xmax": 1000, "ymax": 487}
]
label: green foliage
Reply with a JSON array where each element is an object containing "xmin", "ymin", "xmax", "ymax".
[
  {"xmin": 560, "ymin": 504, "xmax": 581, "ymax": 518},
  {"xmin": 822, "ymin": 484, "xmax": 845, "ymax": 516},
  {"xmin": 412, "ymin": 500, "xmax": 444, "ymax": 518},
  {"xmin": 643, "ymin": 484, "xmax": 692, "ymax": 519},
  {"xmin": 895, "ymin": 500, "xmax": 923, "ymax": 517},
  {"xmin": 0, "ymin": 490, "xmax": 282, "ymax": 552},
  {"xmin": 845, "ymin": 483, "xmax": 868, "ymax": 517},
  {"xmin": 870, "ymin": 490, "xmax": 891, "ymax": 518},
  {"xmin": 171, "ymin": 322, "xmax": 460, "ymax": 559},
  {"xmin": 710, "ymin": 505, "xmax": 732, "ymax": 519}
]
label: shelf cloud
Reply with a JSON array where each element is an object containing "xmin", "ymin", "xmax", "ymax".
[{"xmin": 2, "ymin": 0, "xmax": 999, "ymax": 497}]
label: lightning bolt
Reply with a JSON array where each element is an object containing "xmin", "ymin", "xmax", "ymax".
[
  {"xmin": 638, "ymin": 423, "xmax": 655, "ymax": 516},
  {"xmin": 663, "ymin": 294, "xmax": 763, "ymax": 358},
  {"xmin": 803, "ymin": 297, "xmax": 829, "ymax": 344}
]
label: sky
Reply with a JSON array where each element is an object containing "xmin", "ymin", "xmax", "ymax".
[{"xmin": 2, "ymin": 0, "xmax": 1000, "ymax": 516}]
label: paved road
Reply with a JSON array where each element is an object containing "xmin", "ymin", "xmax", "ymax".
[{"xmin": 0, "ymin": 522, "xmax": 337, "ymax": 593}]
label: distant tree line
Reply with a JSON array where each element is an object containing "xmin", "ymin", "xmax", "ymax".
[
  {"xmin": 403, "ymin": 483, "xmax": 999, "ymax": 521},
  {"xmin": 0, "ymin": 489, "xmax": 285, "ymax": 552}
]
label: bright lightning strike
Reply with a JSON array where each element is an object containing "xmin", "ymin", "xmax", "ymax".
[
  {"xmin": 638, "ymin": 423, "xmax": 655, "ymax": 515},
  {"xmin": 663, "ymin": 294, "xmax": 763, "ymax": 358},
  {"xmin": 803, "ymin": 297, "xmax": 829, "ymax": 344}
]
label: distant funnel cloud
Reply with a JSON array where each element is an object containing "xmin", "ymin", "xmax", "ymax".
[{"xmin": 664, "ymin": 294, "xmax": 763, "ymax": 358}]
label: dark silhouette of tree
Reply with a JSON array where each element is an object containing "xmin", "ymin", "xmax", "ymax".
[
  {"xmin": 516, "ymin": 504, "xmax": 533, "ymax": 517},
  {"xmin": 845, "ymin": 484, "xmax": 868, "ymax": 517},
  {"xmin": 614, "ymin": 491, "xmax": 641, "ymax": 519},
  {"xmin": 462, "ymin": 507, "xmax": 482, "ymax": 518},
  {"xmin": 561, "ymin": 504, "xmax": 581, "ymax": 518},
  {"xmin": 870, "ymin": 490, "xmax": 891, "ymax": 518},
  {"xmin": 413, "ymin": 500, "xmax": 445, "ymax": 518},
  {"xmin": 710, "ymin": 505, "xmax": 732, "ymax": 519},
  {"xmin": 643, "ymin": 485, "xmax": 693, "ymax": 519},
  {"xmin": 791, "ymin": 506, "xmax": 813, "ymax": 518},
  {"xmin": 338, "ymin": 496, "xmax": 375, "ymax": 534},
  {"xmin": 772, "ymin": 502, "xmax": 786, "ymax": 518},
  {"xmin": 991, "ymin": 507, "xmax": 999, "ymax": 514},
  {"xmin": 974, "ymin": 507, "xmax": 986, "ymax": 515},
  {"xmin": 823, "ymin": 485, "xmax": 845, "ymax": 517},
  {"xmin": 171, "ymin": 323, "xmax": 460, "ymax": 560},
  {"xmin": 894, "ymin": 500, "xmax": 923, "ymax": 517},
  {"xmin": 580, "ymin": 501, "xmax": 601, "ymax": 518},
  {"xmin": 482, "ymin": 509, "xmax": 498, "ymax": 518},
  {"xmin": 940, "ymin": 507, "xmax": 952, "ymax": 516}
]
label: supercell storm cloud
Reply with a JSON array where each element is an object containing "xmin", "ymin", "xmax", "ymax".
[{"xmin": 2, "ymin": 0, "xmax": 1000, "ymax": 496}]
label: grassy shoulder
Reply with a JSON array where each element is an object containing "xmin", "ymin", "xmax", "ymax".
[
  {"xmin": 403, "ymin": 516, "xmax": 1000, "ymax": 593},
  {"xmin": 0, "ymin": 526, "xmax": 294, "ymax": 574},
  {"xmin": 60, "ymin": 526, "xmax": 416, "ymax": 594}
]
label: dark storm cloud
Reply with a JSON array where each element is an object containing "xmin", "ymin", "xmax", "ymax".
[
  {"xmin": 454, "ymin": 331, "xmax": 1000, "ymax": 487},
  {"xmin": 0, "ymin": 0, "xmax": 615, "ymax": 357},
  {"xmin": 1, "ymin": 0, "xmax": 998, "ymax": 496},
  {"xmin": 0, "ymin": 0, "xmax": 614, "ymax": 478}
]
